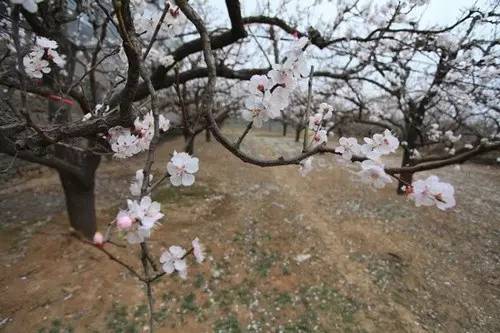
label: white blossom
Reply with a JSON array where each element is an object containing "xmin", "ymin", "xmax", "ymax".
[
  {"xmin": 311, "ymin": 129, "xmax": 328, "ymax": 147},
  {"xmin": 268, "ymin": 66, "xmax": 297, "ymax": 90},
  {"xmin": 362, "ymin": 129, "xmax": 399, "ymax": 160},
  {"xmin": 335, "ymin": 137, "xmax": 361, "ymax": 160},
  {"xmin": 23, "ymin": 54, "xmax": 50, "ymax": 78},
  {"xmin": 444, "ymin": 130, "xmax": 461, "ymax": 143},
  {"xmin": 410, "ymin": 149, "xmax": 421, "ymax": 159},
  {"xmin": 248, "ymin": 74, "xmax": 270, "ymax": 95},
  {"xmin": 409, "ymin": 176, "xmax": 455, "ymax": 210},
  {"xmin": 299, "ymin": 157, "xmax": 313, "ymax": 177},
  {"xmin": 108, "ymin": 126, "xmax": 141, "ymax": 159},
  {"xmin": 130, "ymin": 169, "xmax": 153, "ymax": 196},
  {"xmin": 107, "ymin": 112, "xmax": 170, "ymax": 158},
  {"xmin": 240, "ymin": 37, "xmax": 309, "ymax": 127},
  {"xmin": 36, "ymin": 37, "xmax": 58, "ymax": 49},
  {"xmin": 357, "ymin": 160, "xmax": 392, "ymax": 189},
  {"xmin": 82, "ymin": 113, "xmax": 92, "ymax": 121},
  {"xmin": 308, "ymin": 113, "xmax": 323, "ymax": 131},
  {"xmin": 167, "ymin": 151, "xmax": 199, "ymax": 186},
  {"xmin": 127, "ymin": 196, "xmax": 164, "ymax": 230},
  {"xmin": 318, "ymin": 102, "xmax": 334, "ymax": 120},
  {"xmin": 35, "ymin": 37, "xmax": 66, "ymax": 68},
  {"xmin": 123, "ymin": 196, "xmax": 163, "ymax": 244},
  {"xmin": 160, "ymin": 246, "xmax": 188, "ymax": 279},
  {"xmin": 242, "ymin": 94, "xmax": 270, "ymax": 127}
]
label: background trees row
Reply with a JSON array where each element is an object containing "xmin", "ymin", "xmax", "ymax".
[{"xmin": 0, "ymin": 0, "xmax": 499, "ymax": 237}]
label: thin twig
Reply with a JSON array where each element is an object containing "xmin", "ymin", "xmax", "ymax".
[
  {"xmin": 140, "ymin": 243, "xmax": 154, "ymax": 331},
  {"xmin": 143, "ymin": 3, "xmax": 171, "ymax": 61},
  {"xmin": 74, "ymin": 234, "xmax": 145, "ymax": 282},
  {"xmin": 175, "ymin": 67, "xmax": 192, "ymax": 140},
  {"xmin": 248, "ymin": 26, "xmax": 273, "ymax": 67},
  {"xmin": 11, "ymin": 8, "xmax": 55, "ymax": 143},
  {"xmin": 302, "ymin": 65, "xmax": 314, "ymax": 152},
  {"xmin": 137, "ymin": 57, "xmax": 162, "ymax": 333},
  {"xmin": 149, "ymin": 248, "xmax": 194, "ymax": 283},
  {"xmin": 235, "ymin": 121, "xmax": 253, "ymax": 148}
]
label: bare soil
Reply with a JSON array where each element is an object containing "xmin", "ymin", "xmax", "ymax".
[{"xmin": 0, "ymin": 128, "xmax": 499, "ymax": 333}]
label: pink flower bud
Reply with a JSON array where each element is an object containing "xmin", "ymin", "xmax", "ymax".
[
  {"xmin": 93, "ymin": 232, "xmax": 104, "ymax": 245},
  {"xmin": 117, "ymin": 214, "xmax": 133, "ymax": 230}
]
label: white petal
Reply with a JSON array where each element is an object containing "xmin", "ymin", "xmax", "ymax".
[
  {"xmin": 170, "ymin": 174, "xmax": 182, "ymax": 186},
  {"xmin": 181, "ymin": 173, "xmax": 195, "ymax": 186},
  {"xmin": 166, "ymin": 162, "xmax": 177, "ymax": 176},
  {"xmin": 174, "ymin": 259, "xmax": 187, "ymax": 272},
  {"xmin": 185, "ymin": 157, "xmax": 199, "ymax": 173},
  {"xmin": 162, "ymin": 261, "xmax": 175, "ymax": 274},
  {"xmin": 169, "ymin": 245, "xmax": 186, "ymax": 258}
]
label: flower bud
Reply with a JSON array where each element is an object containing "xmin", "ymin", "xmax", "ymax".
[
  {"xmin": 93, "ymin": 232, "xmax": 104, "ymax": 246},
  {"xmin": 117, "ymin": 214, "xmax": 133, "ymax": 230}
]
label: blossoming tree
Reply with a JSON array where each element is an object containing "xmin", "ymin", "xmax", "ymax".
[{"xmin": 1, "ymin": 0, "xmax": 499, "ymax": 331}]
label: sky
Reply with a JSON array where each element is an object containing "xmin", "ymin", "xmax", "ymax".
[{"xmin": 207, "ymin": 0, "xmax": 488, "ymax": 27}]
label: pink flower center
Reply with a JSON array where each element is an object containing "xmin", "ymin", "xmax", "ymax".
[{"xmin": 170, "ymin": 7, "xmax": 180, "ymax": 18}]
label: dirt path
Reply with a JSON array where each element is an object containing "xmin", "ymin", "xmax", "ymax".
[{"xmin": 0, "ymin": 129, "xmax": 499, "ymax": 332}]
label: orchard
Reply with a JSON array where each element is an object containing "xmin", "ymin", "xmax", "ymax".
[{"xmin": 0, "ymin": 0, "xmax": 499, "ymax": 332}]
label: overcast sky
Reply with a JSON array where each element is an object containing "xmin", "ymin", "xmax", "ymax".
[{"xmin": 208, "ymin": 0, "xmax": 488, "ymax": 27}]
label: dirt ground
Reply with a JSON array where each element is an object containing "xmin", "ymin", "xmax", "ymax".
[{"xmin": 1, "ymin": 127, "xmax": 499, "ymax": 333}]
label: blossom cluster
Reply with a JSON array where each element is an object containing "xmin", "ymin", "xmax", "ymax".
[
  {"xmin": 335, "ymin": 129, "xmax": 399, "ymax": 163},
  {"xmin": 107, "ymin": 112, "xmax": 170, "ymax": 158},
  {"xmin": 108, "ymin": 149, "xmax": 199, "ymax": 246},
  {"xmin": 23, "ymin": 37, "xmax": 66, "ymax": 79},
  {"xmin": 409, "ymin": 175, "xmax": 455, "ymax": 210},
  {"xmin": 133, "ymin": 1, "xmax": 185, "ymax": 41},
  {"xmin": 242, "ymin": 37, "xmax": 309, "ymax": 127},
  {"xmin": 308, "ymin": 103, "xmax": 334, "ymax": 147},
  {"xmin": 428, "ymin": 123, "xmax": 460, "ymax": 143},
  {"xmin": 312, "ymin": 128, "xmax": 456, "ymax": 210},
  {"xmin": 95, "ymin": 148, "xmax": 203, "ymax": 278},
  {"xmin": 82, "ymin": 104, "xmax": 111, "ymax": 122},
  {"xmin": 119, "ymin": 196, "xmax": 164, "ymax": 244},
  {"xmin": 297, "ymin": 103, "xmax": 336, "ymax": 177},
  {"xmin": 160, "ymin": 238, "xmax": 204, "ymax": 279}
]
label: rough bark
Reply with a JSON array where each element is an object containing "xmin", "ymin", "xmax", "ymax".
[
  {"xmin": 55, "ymin": 145, "xmax": 100, "ymax": 238},
  {"xmin": 295, "ymin": 126, "xmax": 302, "ymax": 142},
  {"xmin": 185, "ymin": 135, "xmax": 195, "ymax": 155},
  {"xmin": 397, "ymin": 148, "xmax": 413, "ymax": 194}
]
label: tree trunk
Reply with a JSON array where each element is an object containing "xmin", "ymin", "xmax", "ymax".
[
  {"xmin": 185, "ymin": 135, "xmax": 195, "ymax": 155},
  {"xmin": 397, "ymin": 170, "xmax": 414, "ymax": 194},
  {"xmin": 56, "ymin": 145, "xmax": 100, "ymax": 238},
  {"xmin": 282, "ymin": 122, "xmax": 288, "ymax": 136},
  {"xmin": 295, "ymin": 126, "xmax": 302, "ymax": 142},
  {"xmin": 397, "ymin": 146, "xmax": 413, "ymax": 194},
  {"xmin": 205, "ymin": 129, "xmax": 211, "ymax": 142},
  {"xmin": 59, "ymin": 171, "xmax": 98, "ymax": 238}
]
